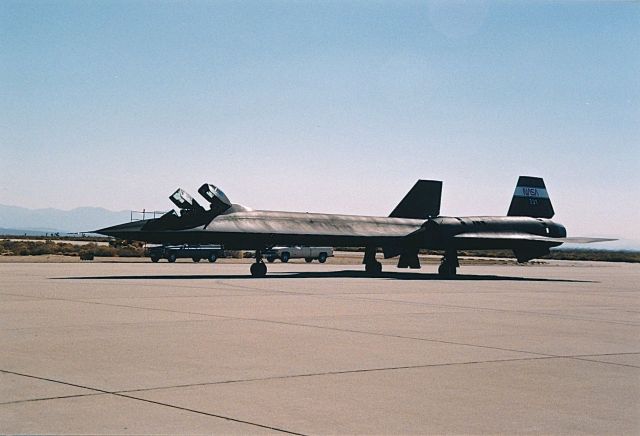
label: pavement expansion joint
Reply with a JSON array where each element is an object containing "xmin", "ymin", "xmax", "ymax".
[
  {"xmin": 0, "ymin": 392, "xmax": 105, "ymax": 406},
  {"xmin": 340, "ymin": 294, "xmax": 640, "ymax": 326},
  {"xmin": 56, "ymin": 275, "xmax": 274, "ymax": 293},
  {"xmin": 0, "ymin": 368, "xmax": 305, "ymax": 435},
  {"xmin": 116, "ymin": 355, "xmax": 559, "ymax": 395},
  {"xmin": 4, "ymin": 351, "xmax": 634, "ymax": 409},
  {"xmin": 4, "ymin": 290, "xmax": 636, "ymax": 363},
  {"xmin": 110, "ymin": 393, "xmax": 307, "ymax": 435},
  {"xmin": 117, "ymin": 351, "xmax": 640, "ymax": 395},
  {"xmin": 568, "ymin": 356, "xmax": 640, "ymax": 369}
]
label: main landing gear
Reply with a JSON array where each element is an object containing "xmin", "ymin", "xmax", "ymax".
[
  {"xmin": 363, "ymin": 246, "xmax": 382, "ymax": 275},
  {"xmin": 438, "ymin": 249, "xmax": 459, "ymax": 278},
  {"xmin": 250, "ymin": 249, "xmax": 268, "ymax": 277}
]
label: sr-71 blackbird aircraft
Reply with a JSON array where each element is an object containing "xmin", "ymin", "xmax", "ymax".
[{"xmin": 97, "ymin": 177, "xmax": 613, "ymax": 277}]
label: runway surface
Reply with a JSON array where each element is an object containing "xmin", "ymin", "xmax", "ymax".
[{"xmin": 1, "ymin": 259, "xmax": 639, "ymax": 434}]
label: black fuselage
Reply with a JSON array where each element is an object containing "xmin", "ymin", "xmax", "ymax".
[{"xmin": 98, "ymin": 209, "xmax": 566, "ymax": 255}]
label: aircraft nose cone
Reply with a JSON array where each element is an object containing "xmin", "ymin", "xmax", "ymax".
[{"xmin": 95, "ymin": 220, "xmax": 146, "ymax": 238}]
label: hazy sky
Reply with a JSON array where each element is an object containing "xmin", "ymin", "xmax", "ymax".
[{"xmin": 1, "ymin": 0, "xmax": 638, "ymax": 239}]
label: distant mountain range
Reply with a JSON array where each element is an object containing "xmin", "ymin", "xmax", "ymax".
[{"xmin": 0, "ymin": 204, "xmax": 132, "ymax": 235}]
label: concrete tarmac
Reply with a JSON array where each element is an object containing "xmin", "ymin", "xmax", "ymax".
[{"xmin": 1, "ymin": 259, "xmax": 639, "ymax": 434}]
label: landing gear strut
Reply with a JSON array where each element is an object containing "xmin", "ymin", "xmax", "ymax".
[
  {"xmin": 438, "ymin": 249, "xmax": 459, "ymax": 278},
  {"xmin": 250, "ymin": 249, "xmax": 267, "ymax": 277},
  {"xmin": 363, "ymin": 246, "xmax": 382, "ymax": 275}
]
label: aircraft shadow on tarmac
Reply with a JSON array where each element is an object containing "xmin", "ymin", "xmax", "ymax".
[{"xmin": 60, "ymin": 270, "xmax": 593, "ymax": 283}]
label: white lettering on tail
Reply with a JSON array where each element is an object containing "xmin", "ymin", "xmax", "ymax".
[{"xmin": 513, "ymin": 187, "xmax": 549, "ymax": 199}]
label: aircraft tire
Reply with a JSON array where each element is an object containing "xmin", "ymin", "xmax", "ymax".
[
  {"xmin": 167, "ymin": 253, "xmax": 177, "ymax": 263},
  {"xmin": 250, "ymin": 262, "xmax": 267, "ymax": 277},
  {"xmin": 280, "ymin": 252, "xmax": 290, "ymax": 263},
  {"xmin": 365, "ymin": 261, "xmax": 382, "ymax": 275},
  {"xmin": 438, "ymin": 263, "xmax": 456, "ymax": 278},
  {"xmin": 318, "ymin": 253, "xmax": 327, "ymax": 263}
]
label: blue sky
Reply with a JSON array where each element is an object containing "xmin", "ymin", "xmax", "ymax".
[{"xmin": 1, "ymin": 1, "xmax": 638, "ymax": 240}]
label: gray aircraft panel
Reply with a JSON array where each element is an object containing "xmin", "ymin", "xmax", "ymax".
[{"xmin": 206, "ymin": 210, "xmax": 424, "ymax": 238}]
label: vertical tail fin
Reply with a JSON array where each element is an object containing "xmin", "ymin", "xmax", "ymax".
[
  {"xmin": 507, "ymin": 176, "xmax": 554, "ymax": 218},
  {"xmin": 390, "ymin": 180, "xmax": 442, "ymax": 219}
]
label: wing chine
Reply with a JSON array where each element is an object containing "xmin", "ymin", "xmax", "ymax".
[{"xmin": 453, "ymin": 232, "xmax": 616, "ymax": 244}]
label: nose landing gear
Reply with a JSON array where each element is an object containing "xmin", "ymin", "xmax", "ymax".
[{"xmin": 250, "ymin": 250, "xmax": 268, "ymax": 277}]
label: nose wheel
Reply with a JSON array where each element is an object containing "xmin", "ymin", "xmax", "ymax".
[
  {"xmin": 250, "ymin": 249, "xmax": 268, "ymax": 277},
  {"xmin": 250, "ymin": 262, "xmax": 267, "ymax": 277}
]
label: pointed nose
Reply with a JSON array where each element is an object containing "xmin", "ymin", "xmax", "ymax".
[{"xmin": 95, "ymin": 220, "xmax": 147, "ymax": 239}]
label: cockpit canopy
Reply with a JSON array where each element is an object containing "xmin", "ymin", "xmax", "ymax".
[
  {"xmin": 165, "ymin": 184, "xmax": 235, "ymax": 223},
  {"xmin": 149, "ymin": 184, "xmax": 236, "ymax": 231},
  {"xmin": 169, "ymin": 188, "xmax": 205, "ymax": 213},
  {"xmin": 198, "ymin": 183, "xmax": 232, "ymax": 214}
]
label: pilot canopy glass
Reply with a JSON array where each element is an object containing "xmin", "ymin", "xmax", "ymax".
[{"xmin": 169, "ymin": 188, "xmax": 205, "ymax": 213}]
